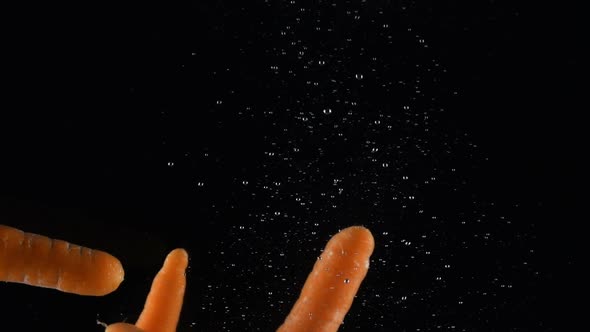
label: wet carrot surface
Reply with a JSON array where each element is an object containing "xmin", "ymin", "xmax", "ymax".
[
  {"xmin": 277, "ymin": 226, "xmax": 375, "ymax": 332},
  {"xmin": 2, "ymin": 223, "xmax": 373, "ymax": 332},
  {"xmin": 105, "ymin": 248, "xmax": 188, "ymax": 332},
  {"xmin": 0, "ymin": 224, "xmax": 124, "ymax": 296}
]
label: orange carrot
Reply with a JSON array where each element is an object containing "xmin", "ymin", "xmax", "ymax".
[
  {"xmin": 104, "ymin": 322, "xmax": 145, "ymax": 332},
  {"xmin": 135, "ymin": 248, "xmax": 188, "ymax": 332},
  {"xmin": 0, "ymin": 224, "xmax": 124, "ymax": 296},
  {"xmin": 277, "ymin": 226, "xmax": 374, "ymax": 332},
  {"xmin": 105, "ymin": 248, "xmax": 188, "ymax": 332}
]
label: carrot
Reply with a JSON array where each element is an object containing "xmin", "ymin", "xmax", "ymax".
[
  {"xmin": 277, "ymin": 226, "xmax": 375, "ymax": 332},
  {"xmin": 104, "ymin": 323, "xmax": 145, "ymax": 332},
  {"xmin": 135, "ymin": 248, "xmax": 188, "ymax": 332},
  {"xmin": 105, "ymin": 248, "xmax": 188, "ymax": 332},
  {"xmin": 0, "ymin": 224, "xmax": 124, "ymax": 296}
]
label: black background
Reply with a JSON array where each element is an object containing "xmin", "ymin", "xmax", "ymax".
[{"xmin": 1, "ymin": 0, "xmax": 581, "ymax": 331}]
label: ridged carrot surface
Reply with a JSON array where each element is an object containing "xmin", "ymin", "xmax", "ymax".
[{"xmin": 0, "ymin": 224, "xmax": 124, "ymax": 296}]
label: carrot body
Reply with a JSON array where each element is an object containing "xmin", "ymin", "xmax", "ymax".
[
  {"xmin": 134, "ymin": 248, "xmax": 188, "ymax": 332},
  {"xmin": 0, "ymin": 224, "xmax": 124, "ymax": 296},
  {"xmin": 104, "ymin": 248, "xmax": 188, "ymax": 332},
  {"xmin": 104, "ymin": 323, "xmax": 145, "ymax": 332},
  {"xmin": 277, "ymin": 226, "xmax": 374, "ymax": 332}
]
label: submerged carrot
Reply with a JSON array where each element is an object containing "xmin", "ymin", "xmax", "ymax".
[
  {"xmin": 104, "ymin": 322, "xmax": 144, "ymax": 332},
  {"xmin": 105, "ymin": 248, "xmax": 188, "ymax": 332},
  {"xmin": 277, "ymin": 226, "xmax": 374, "ymax": 332},
  {"xmin": 0, "ymin": 224, "xmax": 124, "ymax": 296},
  {"xmin": 135, "ymin": 248, "xmax": 188, "ymax": 332}
]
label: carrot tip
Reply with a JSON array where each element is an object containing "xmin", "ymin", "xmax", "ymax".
[
  {"xmin": 164, "ymin": 248, "xmax": 189, "ymax": 271},
  {"xmin": 105, "ymin": 322, "xmax": 145, "ymax": 332},
  {"xmin": 277, "ymin": 225, "xmax": 374, "ymax": 332}
]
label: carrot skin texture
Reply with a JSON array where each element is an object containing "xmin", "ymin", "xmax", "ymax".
[
  {"xmin": 105, "ymin": 323, "xmax": 145, "ymax": 332},
  {"xmin": 0, "ymin": 224, "xmax": 124, "ymax": 296},
  {"xmin": 277, "ymin": 226, "xmax": 375, "ymax": 332},
  {"xmin": 134, "ymin": 248, "xmax": 188, "ymax": 332}
]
